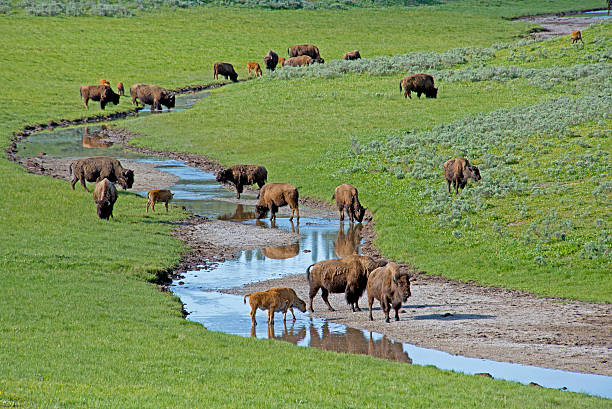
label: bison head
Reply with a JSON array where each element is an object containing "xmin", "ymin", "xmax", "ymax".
[
  {"xmin": 292, "ymin": 297, "xmax": 307, "ymax": 313},
  {"xmin": 467, "ymin": 165, "xmax": 481, "ymax": 182},
  {"xmin": 95, "ymin": 200, "xmax": 113, "ymax": 220},
  {"xmin": 102, "ymin": 86, "xmax": 121, "ymax": 105},
  {"xmin": 392, "ymin": 272, "xmax": 411, "ymax": 302},
  {"xmin": 215, "ymin": 168, "xmax": 234, "ymax": 184},
  {"xmin": 426, "ymin": 87, "xmax": 438, "ymax": 99},
  {"xmin": 119, "ymin": 169, "xmax": 134, "ymax": 189},
  {"xmin": 312, "ymin": 57, "xmax": 325, "ymax": 64},
  {"xmin": 254, "ymin": 205, "xmax": 269, "ymax": 219},
  {"xmin": 162, "ymin": 92, "xmax": 175, "ymax": 109},
  {"xmin": 355, "ymin": 205, "xmax": 366, "ymax": 223},
  {"xmin": 230, "ymin": 72, "xmax": 238, "ymax": 83}
]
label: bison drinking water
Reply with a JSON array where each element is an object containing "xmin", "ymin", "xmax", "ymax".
[
  {"xmin": 129, "ymin": 84, "xmax": 175, "ymax": 111},
  {"xmin": 70, "ymin": 156, "xmax": 134, "ymax": 192},
  {"xmin": 443, "ymin": 157, "xmax": 481, "ymax": 194},
  {"xmin": 400, "ymin": 73, "xmax": 438, "ymax": 99},
  {"xmin": 215, "ymin": 164, "xmax": 267, "ymax": 199},
  {"xmin": 213, "ymin": 62, "xmax": 238, "ymax": 82},
  {"xmin": 93, "ymin": 178, "xmax": 118, "ymax": 221},
  {"xmin": 80, "ymin": 84, "xmax": 120, "ymax": 110},
  {"xmin": 254, "ymin": 182, "xmax": 299, "ymax": 221},
  {"xmin": 333, "ymin": 184, "xmax": 366, "ymax": 223},
  {"xmin": 263, "ymin": 50, "xmax": 279, "ymax": 71},
  {"xmin": 244, "ymin": 287, "xmax": 306, "ymax": 325},
  {"xmin": 367, "ymin": 262, "xmax": 411, "ymax": 323}
]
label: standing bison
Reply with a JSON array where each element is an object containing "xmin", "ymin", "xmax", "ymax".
[
  {"xmin": 244, "ymin": 287, "xmax": 306, "ymax": 325},
  {"xmin": 146, "ymin": 189, "xmax": 174, "ymax": 213},
  {"xmin": 70, "ymin": 156, "xmax": 134, "ymax": 192},
  {"xmin": 306, "ymin": 255, "xmax": 387, "ymax": 313},
  {"xmin": 288, "ymin": 44, "xmax": 324, "ymax": 63},
  {"xmin": 263, "ymin": 50, "xmax": 279, "ymax": 71},
  {"xmin": 254, "ymin": 182, "xmax": 299, "ymax": 221},
  {"xmin": 283, "ymin": 56, "xmax": 313, "ymax": 67},
  {"xmin": 93, "ymin": 178, "xmax": 118, "ymax": 221},
  {"xmin": 129, "ymin": 84, "xmax": 175, "ymax": 111},
  {"xmin": 216, "ymin": 164, "xmax": 267, "ymax": 199},
  {"xmin": 343, "ymin": 50, "xmax": 361, "ymax": 60},
  {"xmin": 400, "ymin": 73, "xmax": 438, "ymax": 99},
  {"xmin": 213, "ymin": 62, "xmax": 238, "ymax": 82},
  {"xmin": 367, "ymin": 262, "xmax": 411, "ymax": 323},
  {"xmin": 570, "ymin": 30, "xmax": 584, "ymax": 45},
  {"xmin": 117, "ymin": 81, "xmax": 125, "ymax": 96},
  {"xmin": 333, "ymin": 184, "xmax": 366, "ymax": 223},
  {"xmin": 443, "ymin": 157, "xmax": 481, "ymax": 194},
  {"xmin": 80, "ymin": 84, "xmax": 120, "ymax": 110}
]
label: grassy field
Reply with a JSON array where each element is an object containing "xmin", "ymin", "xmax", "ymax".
[{"xmin": 1, "ymin": 3, "xmax": 611, "ymax": 408}]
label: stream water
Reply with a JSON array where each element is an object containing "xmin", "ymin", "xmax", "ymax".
[{"xmin": 16, "ymin": 91, "xmax": 612, "ymax": 399}]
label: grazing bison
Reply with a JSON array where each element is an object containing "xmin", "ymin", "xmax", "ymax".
[
  {"xmin": 288, "ymin": 44, "xmax": 323, "ymax": 61},
  {"xmin": 146, "ymin": 189, "xmax": 174, "ymax": 213},
  {"xmin": 215, "ymin": 164, "xmax": 267, "ymax": 199},
  {"xmin": 343, "ymin": 50, "xmax": 361, "ymax": 60},
  {"xmin": 333, "ymin": 184, "xmax": 366, "ymax": 223},
  {"xmin": 570, "ymin": 30, "xmax": 584, "ymax": 45},
  {"xmin": 70, "ymin": 156, "xmax": 134, "ymax": 192},
  {"xmin": 277, "ymin": 57, "xmax": 285, "ymax": 67},
  {"xmin": 367, "ymin": 262, "xmax": 411, "ymax": 323},
  {"xmin": 244, "ymin": 287, "xmax": 307, "ymax": 325},
  {"xmin": 129, "ymin": 84, "xmax": 175, "ymax": 111},
  {"xmin": 93, "ymin": 178, "xmax": 118, "ymax": 221},
  {"xmin": 80, "ymin": 84, "xmax": 120, "ymax": 110},
  {"xmin": 254, "ymin": 182, "xmax": 299, "ymax": 221},
  {"xmin": 283, "ymin": 55, "xmax": 313, "ymax": 67},
  {"xmin": 213, "ymin": 62, "xmax": 238, "ymax": 82},
  {"xmin": 400, "ymin": 73, "xmax": 438, "ymax": 99},
  {"xmin": 117, "ymin": 81, "xmax": 125, "ymax": 96},
  {"xmin": 247, "ymin": 62, "xmax": 263, "ymax": 77},
  {"xmin": 306, "ymin": 255, "xmax": 387, "ymax": 313},
  {"xmin": 443, "ymin": 157, "xmax": 481, "ymax": 194},
  {"xmin": 263, "ymin": 50, "xmax": 279, "ymax": 71},
  {"xmin": 99, "ymin": 79, "xmax": 110, "ymax": 86}
]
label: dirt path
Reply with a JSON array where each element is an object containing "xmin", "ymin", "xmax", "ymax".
[{"xmin": 518, "ymin": 12, "xmax": 609, "ymax": 40}]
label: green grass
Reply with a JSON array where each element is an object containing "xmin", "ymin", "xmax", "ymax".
[{"xmin": 1, "ymin": 3, "xmax": 611, "ymax": 408}]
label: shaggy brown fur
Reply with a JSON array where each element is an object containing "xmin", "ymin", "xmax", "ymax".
[
  {"xmin": 283, "ymin": 55, "xmax": 313, "ymax": 67},
  {"xmin": 213, "ymin": 62, "xmax": 238, "ymax": 82},
  {"xmin": 277, "ymin": 57, "xmax": 285, "ymax": 67},
  {"xmin": 129, "ymin": 84, "xmax": 175, "ymax": 111},
  {"xmin": 80, "ymin": 84, "xmax": 120, "ymax": 110},
  {"xmin": 70, "ymin": 156, "xmax": 134, "ymax": 192},
  {"xmin": 306, "ymin": 255, "xmax": 387, "ymax": 313},
  {"xmin": 254, "ymin": 182, "xmax": 299, "ymax": 221},
  {"xmin": 332, "ymin": 184, "xmax": 366, "ymax": 223},
  {"xmin": 93, "ymin": 178, "xmax": 118, "ymax": 221},
  {"xmin": 247, "ymin": 62, "xmax": 263, "ymax": 77},
  {"xmin": 288, "ymin": 44, "xmax": 322, "ymax": 61},
  {"xmin": 215, "ymin": 164, "xmax": 267, "ymax": 199},
  {"xmin": 367, "ymin": 262, "xmax": 411, "ymax": 323},
  {"xmin": 571, "ymin": 30, "xmax": 584, "ymax": 45},
  {"xmin": 244, "ymin": 287, "xmax": 306, "ymax": 325},
  {"xmin": 146, "ymin": 189, "xmax": 174, "ymax": 213},
  {"xmin": 343, "ymin": 50, "xmax": 361, "ymax": 60},
  {"xmin": 117, "ymin": 82, "xmax": 125, "ymax": 96},
  {"xmin": 263, "ymin": 50, "xmax": 279, "ymax": 71},
  {"xmin": 443, "ymin": 157, "xmax": 481, "ymax": 194},
  {"xmin": 335, "ymin": 223, "xmax": 363, "ymax": 258},
  {"xmin": 262, "ymin": 243, "xmax": 300, "ymax": 260},
  {"xmin": 400, "ymin": 73, "xmax": 438, "ymax": 99}
]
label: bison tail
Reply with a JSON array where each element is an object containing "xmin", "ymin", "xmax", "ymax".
[
  {"xmin": 331, "ymin": 193, "xmax": 335, "ymax": 201},
  {"xmin": 399, "ymin": 80, "xmax": 402, "ymax": 93},
  {"xmin": 306, "ymin": 264, "xmax": 315, "ymax": 283},
  {"xmin": 243, "ymin": 294, "xmax": 251, "ymax": 304}
]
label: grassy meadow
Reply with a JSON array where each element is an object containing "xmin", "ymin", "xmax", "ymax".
[{"xmin": 1, "ymin": 2, "xmax": 611, "ymax": 408}]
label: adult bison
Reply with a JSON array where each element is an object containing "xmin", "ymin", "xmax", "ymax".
[
  {"xmin": 333, "ymin": 184, "xmax": 366, "ymax": 223},
  {"xmin": 70, "ymin": 156, "xmax": 134, "ymax": 192},
  {"xmin": 367, "ymin": 262, "xmax": 411, "ymax": 323},
  {"xmin": 215, "ymin": 164, "xmax": 267, "ymax": 199},
  {"xmin": 343, "ymin": 50, "xmax": 361, "ymax": 60},
  {"xmin": 443, "ymin": 157, "xmax": 481, "ymax": 194},
  {"xmin": 288, "ymin": 44, "xmax": 323, "ymax": 63},
  {"xmin": 254, "ymin": 182, "xmax": 299, "ymax": 222},
  {"xmin": 306, "ymin": 255, "xmax": 387, "ymax": 313},
  {"xmin": 93, "ymin": 178, "xmax": 118, "ymax": 221},
  {"xmin": 263, "ymin": 50, "xmax": 279, "ymax": 71},
  {"xmin": 129, "ymin": 84, "xmax": 175, "ymax": 111},
  {"xmin": 80, "ymin": 84, "xmax": 120, "ymax": 110},
  {"xmin": 213, "ymin": 62, "xmax": 238, "ymax": 82},
  {"xmin": 400, "ymin": 73, "xmax": 438, "ymax": 99}
]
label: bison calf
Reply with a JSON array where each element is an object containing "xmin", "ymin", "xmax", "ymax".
[
  {"xmin": 367, "ymin": 262, "xmax": 411, "ymax": 323},
  {"xmin": 247, "ymin": 62, "xmax": 262, "ymax": 77},
  {"xmin": 80, "ymin": 84, "xmax": 120, "ymax": 110},
  {"xmin": 283, "ymin": 55, "xmax": 313, "ymax": 67},
  {"xmin": 400, "ymin": 73, "xmax": 437, "ymax": 99},
  {"xmin": 117, "ymin": 81, "xmax": 125, "ymax": 96},
  {"xmin": 146, "ymin": 189, "xmax": 174, "ymax": 213},
  {"xmin": 333, "ymin": 184, "xmax": 366, "ymax": 223},
  {"xmin": 570, "ymin": 30, "xmax": 584, "ymax": 45},
  {"xmin": 244, "ymin": 287, "xmax": 306, "ymax": 325},
  {"xmin": 277, "ymin": 57, "xmax": 285, "ymax": 68},
  {"xmin": 216, "ymin": 164, "xmax": 267, "ymax": 199},
  {"xmin": 129, "ymin": 83, "xmax": 175, "ymax": 111},
  {"xmin": 213, "ymin": 62, "xmax": 238, "ymax": 82},
  {"xmin": 93, "ymin": 178, "xmax": 118, "ymax": 221},
  {"xmin": 288, "ymin": 44, "xmax": 323, "ymax": 62},
  {"xmin": 254, "ymin": 182, "xmax": 299, "ymax": 221},
  {"xmin": 70, "ymin": 156, "xmax": 134, "ymax": 192},
  {"xmin": 264, "ymin": 50, "xmax": 279, "ymax": 71},
  {"xmin": 343, "ymin": 50, "xmax": 361, "ymax": 60},
  {"xmin": 443, "ymin": 157, "xmax": 481, "ymax": 194}
]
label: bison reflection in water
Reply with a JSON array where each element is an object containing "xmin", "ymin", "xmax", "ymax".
[
  {"xmin": 262, "ymin": 243, "xmax": 300, "ymax": 260},
  {"xmin": 335, "ymin": 222, "xmax": 364, "ymax": 258},
  {"xmin": 218, "ymin": 204, "xmax": 256, "ymax": 221},
  {"xmin": 81, "ymin": 126, "xmax": 113, "ymax": 149}
]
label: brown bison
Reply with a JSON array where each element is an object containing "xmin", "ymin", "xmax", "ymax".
[
  {"xmin": 129, "ymin": 84, "xmax": 175, "ymax": 111},
  {"xmin": 254, "ymin": 182, "xmax": 299, "ymax": 221},
  {"xmin": 343, "ymin": 50, "xmax": 361, "ymax": 60},
  {"xmin": 215, "ymin": 164, "xmax": 267, "ymax": 199},
  {"xmin": 277, "ymin": 57, "xmax": 285, "ymax": 67},
  {"xmin": 263, "ymin": 50, "xmax": 279, "ymax": 71},
  {"xmin": 288, "ymin": 44, "xmax": 323, "ymax": 63},
  {"xmin": 306, "ymin": 255, "xmax": 387, "ymax": 313},
  {"xmin": 99, "ymin": 79, "xmax": 110, "ymax": 86},
  {"xmin": 244, "ymin": 287, "xmax": 307, "ymax": 325},
  {"xmin": 570, "ymin": 30, "xmax": 584, "ymax": 45},
  {"xmin": 117, "ymin": 81, "xmax": 125, "ymax": 96},
  {"xmin": 93, "ymin": 178, "xmax": 118, "ymax": 221},
  {"xmin": 443, "ymin": 157, "xmax": 481, "ymax": 194},
  {"xmin": 247, "ymin": 62, "xmax": 263, "ymax": 77},
  {"xmin": 283, "ymin": 55, "xmax": 313, "ymax": 67},
  {"xmin": 80, "ymin": 84, "xmax": 120, "ymax": 110},
  {"xmin": 400, "ymin": 73, "xmax": 438, "ymax": 99},
  {"xmin": 213, "ymin": 62, "xmax": 238, "ymax": 82},
  {"xmin": 367, "ymin": 262, "xmax": 411, "ymax": 323},
  {"xmin": 70, "ymin": 156, "xmax": 134, "ymax": 192},
  {"xmin": 146, "ymin": 189, "xmax": 174, "ymax": 213},
  {"xmin": 333, "ymin": 184, "xmax": 366, "ymax": 223},
  {"xmin": 335, "ymin": 222, "xmax": 364, "ymax": 258}
]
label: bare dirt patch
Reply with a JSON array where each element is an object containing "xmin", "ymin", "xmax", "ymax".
[{"xmin": 518, "ymin": 13, "xmax": 608, "ymax": 40}]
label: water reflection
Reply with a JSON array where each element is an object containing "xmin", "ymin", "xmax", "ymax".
[
  {"xmin": 218, "ymin": 204, "xmax": 255, "ymax": 221},
  {"xmin": 262, "ymin": 243, "xmax": 300, "ymax": 260},
  {"xmin": 81, "ymin": 126, "xmax": 114, "ymax": 149},
  {"xmin": 335, "ymin": 222, "xmax": 363, "ymax": 257}
]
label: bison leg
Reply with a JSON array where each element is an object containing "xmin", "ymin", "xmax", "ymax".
[
  {"xmin": 83, "ymin": 98, "xmax": 89, "ymax": 110},
  {"xmin": 368, "ymin": 296, "xmax": 374, "ymax": 321},
  {"xmin": 417, "ymin": 92, "xmax": 422, "ymax": 99},
  {"xmin": 151, "ymin": 201, "xmax": 156, "ymax": 212},
  {"xmin": 165, "ymin": 201, "xmax": 169, "ymax": 212},
  {"xmin": 446, "ymin": 180, "xmax": 451, "ymax": 194},
  {"xmin": 404, "ymin": 90, "xmax": 411, "ymax": 99},
  {"xmin": 146, "ymin": 199, "xmax": 151, "ymax": 213},
  {"xmin": 288, "ymin": 307, "xmax": 296, "ymax": 321},
  {"xmin": 382, "ymin": 297, "xmax": 391, "ymax": 323},
  {"xmin": 308, "ymin": 286, "xmax": 319, "ymax": 312},
  {"xmin": 235, "ymin": 183, "xmax": 243, "ymax": 199},
  {"xmin": 320, "ymin": 288, "xmax": 335, "ymax": 312},
  {"xmin": 79, "ymin": 177, "xmax": 90, "ymax": 192},
  {"xmin": 268, "ymin": 306, "xmax": 275, "ymax": 325},
  {"xmin": 250, "ymin": 306, "xmax": 257, "ymax": 326},
  {"xmin": 393, "ymin": 303, "xmax": 401, "ymax": 322}
]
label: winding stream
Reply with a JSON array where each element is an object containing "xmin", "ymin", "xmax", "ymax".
[{"xmin": 16, "ymin": 91, "xmax": 612, "ymax": 399}]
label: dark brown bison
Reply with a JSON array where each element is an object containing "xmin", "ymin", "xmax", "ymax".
[
  {"xmin": 333, "ymin": 184, "xmax": 366, "ymax": 223},
  {"xmin": 215, "ymin": 164, "xmax": 267, "ymax": 199},
  {"xmin": 367, "ymin": 262, "xmax": 411, "ymax": 323},
  {"xmin": 288, "ymin": 44, "xmax": 323, "ymax": 63},
  {"xmin": 93, "ymin": 178, "xmax": 118, "ymax": 221},
  {"xmin": 254, "ymin": 182, "xmax": 299, "ymax": 221},
  {"xmin": 400, "ymin": 73, "xmax": 438, "ymax": 99},
  {"xmin": 244, "ymin": 287, "xmax": 306, "ymax": 325},
  {"xmin": 146, "ymin": 189, "xmax": 174, "ymax": 213},
  {"xmin": 343, "ymin": 50, "xmax": 361, "ymax": 60},
  {"xmin": 213, "ymin": 62, "xmax": 238, "ymax": 82},
  {"xmin": 129, "ymin": 84, "xmax": 175, "ymax": 111},
  {"xmin": 70, "ymin": 156, "xmax": 134, "ymax": 192},
  {"xmin": 80, "ymin": 85, "xmax": 120, "ymax": 110},
  {"xmin": 306, "ymin": 255, "xmax": 387, "ymax": 313},
  {"xmin": 117, "ymin": 82, "xmax": 125, "ymax": 96},
  {"xmin": 263, "ymin": 50, "xmax": 279, "ymax": 71},
  {"xmin": 283, "ymin": 55, "xmax": 313, "ymax": 67},
  {"xmin": 443, "ymin": 157, "xmax": 481, "ymax": 194}
]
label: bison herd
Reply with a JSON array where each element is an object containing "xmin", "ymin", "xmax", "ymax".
[{"xmin": 80, "ymin": 80, "xmax": 175, "ymax": 111}]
